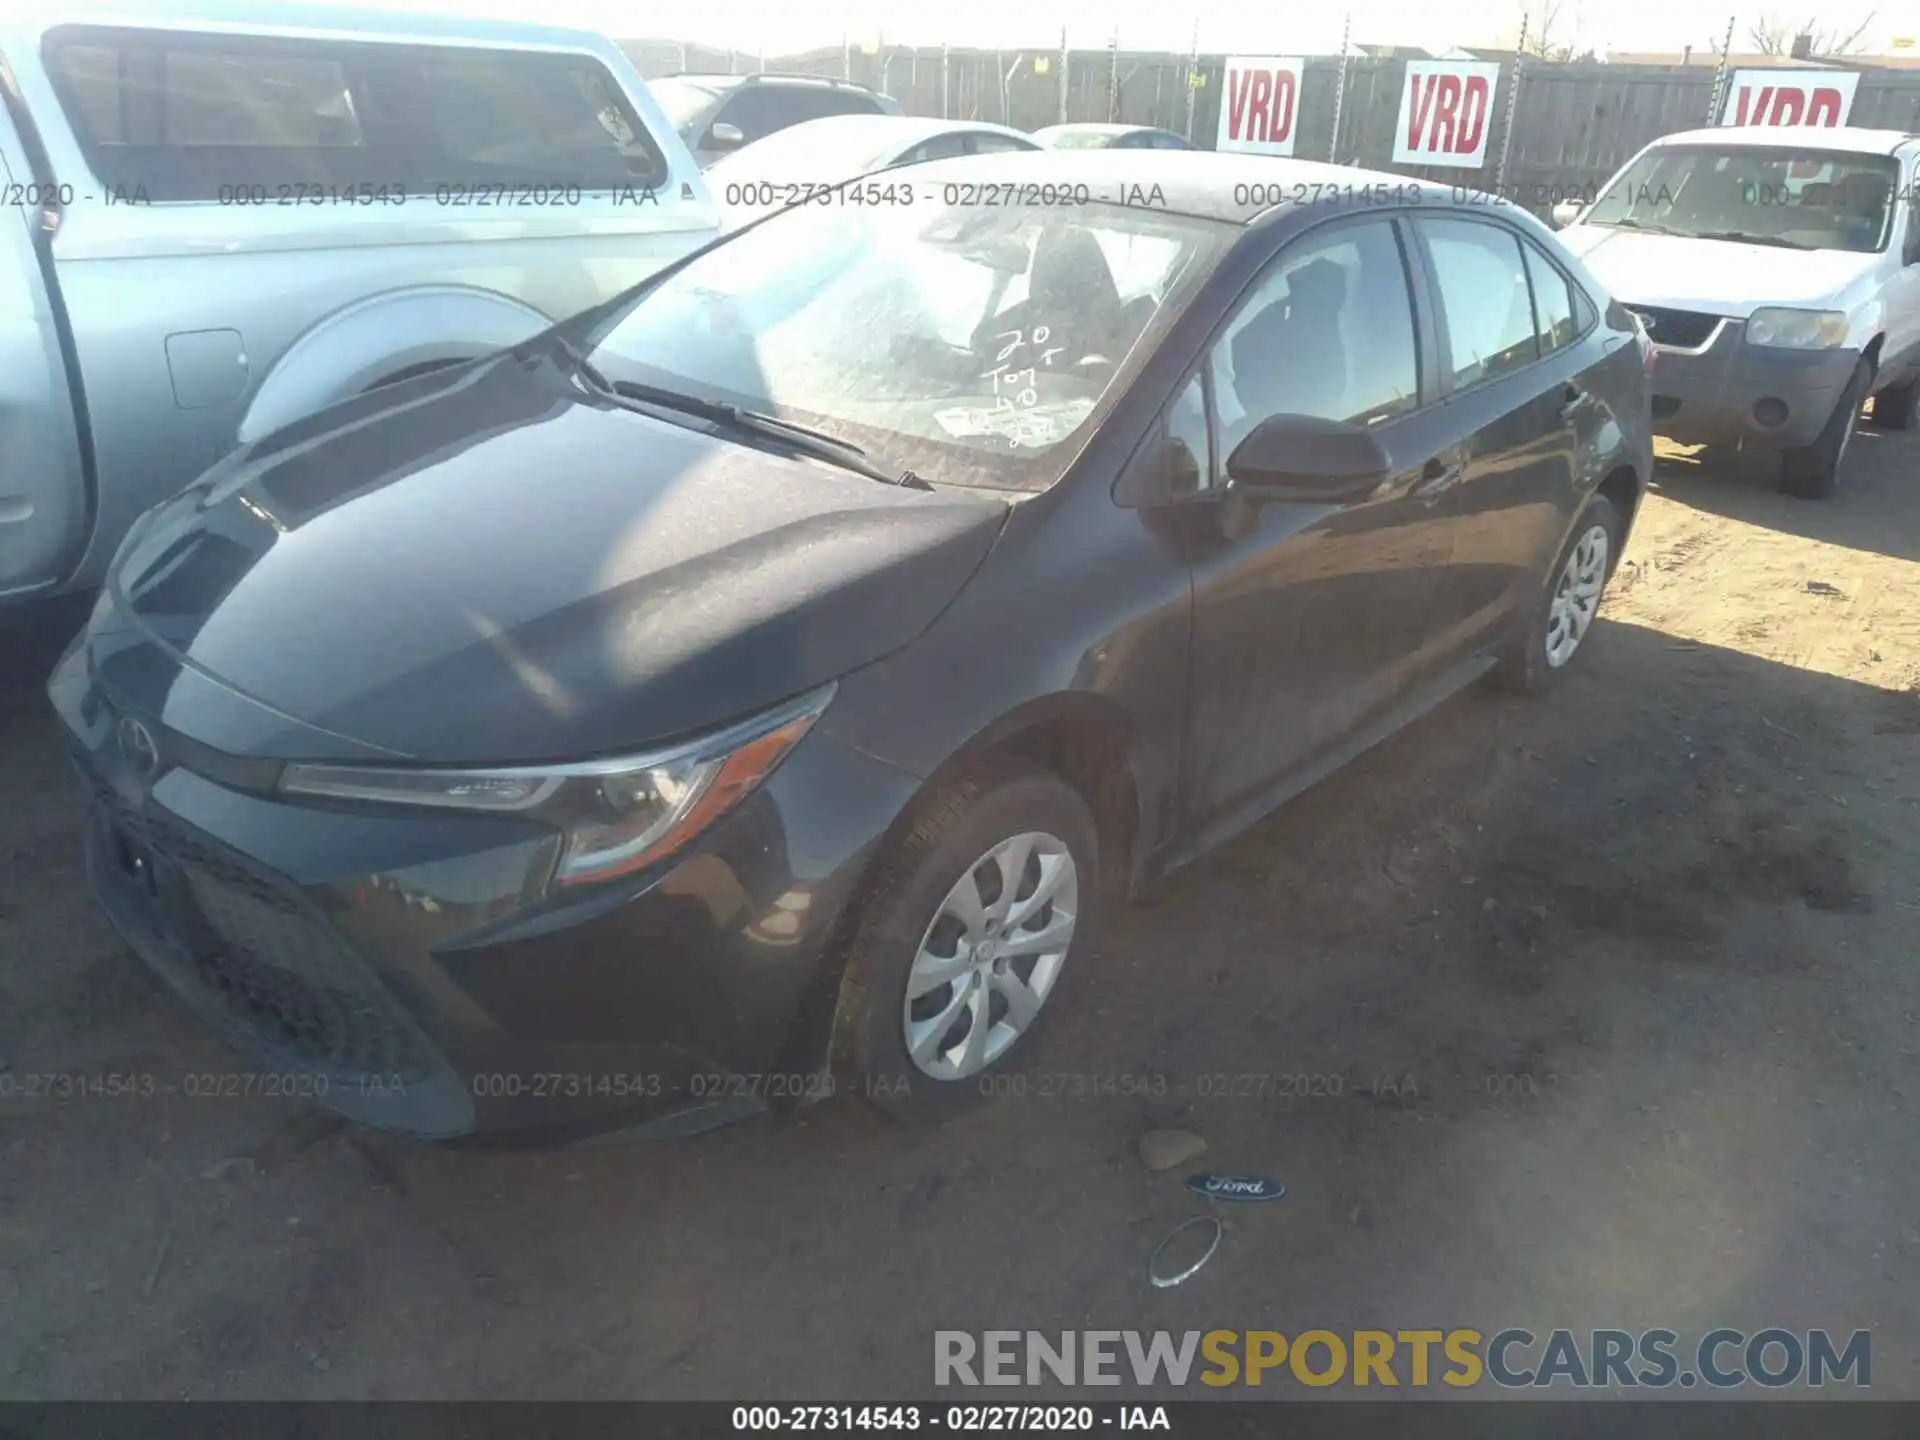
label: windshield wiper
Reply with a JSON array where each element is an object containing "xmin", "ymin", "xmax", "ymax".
[
  {"xmin": 1689, "ymin": 230, "xmax": 1815, "ymax": 250},
  {"xmin": 542, "ymin": 334, "xmax": 930, "ymax": 491},
  {"xmin": 1597, "ymin": 218, "xmax": 1677, "ymax": 234}
]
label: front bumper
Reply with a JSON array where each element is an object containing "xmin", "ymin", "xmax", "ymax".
[
  {"xmin": 1636, "ymin": 311, "xmax": 1859, "ymax": 450},
  {"xmin": 49, "ymin": 639, "xmax": 921, "ymax": 1143}
]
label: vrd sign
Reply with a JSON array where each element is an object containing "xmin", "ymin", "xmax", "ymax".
[
  {"xmin": 1392, "ymin": 61, "xmax": 1501, "ymax": 168},
  {"xmin": 1718, "ymin": 69, "xmax": 1860, "ymax": 127},
  {"xmin": 1216, "ymin": 56, "xmax": 1306, "ymax": 156}
]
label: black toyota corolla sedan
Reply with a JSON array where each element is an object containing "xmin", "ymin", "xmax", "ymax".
[{"xmin": 49, "ymin": 150, "xmax": 1653, "ymax": 1143}]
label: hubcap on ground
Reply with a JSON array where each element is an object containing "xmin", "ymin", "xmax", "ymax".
[
  {"xmin": 902, "ymin": 831, "xmax": 1079, "ymax": 1081},
  {"xmin": 1543, "ymin": 523, "xmax": 1609, "ymax": 669}
]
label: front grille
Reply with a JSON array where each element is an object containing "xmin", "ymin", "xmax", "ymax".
[
  {"xmin": 83, "ymin": 767, "xmax": 438, "ymax": 1086},
  {"xmin": 1627, "ymin": 306, "xmax": 1723, "ymax": 350}
]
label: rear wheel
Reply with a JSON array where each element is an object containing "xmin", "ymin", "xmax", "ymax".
[
  {"xmin": 838, "ymin": 759, "xmax": 1099, "ymax": 1125},
  {"xmin": 1867, "ymin": 374, "xmax": 1917, "ymax": 432},
  {"xmin": 1781, "ymin": 361, "xmax": 1870, "ymax": 499},
  {"xmin": 1493, "ymin": 494, "xmax": 1620, "ymax": 695}
]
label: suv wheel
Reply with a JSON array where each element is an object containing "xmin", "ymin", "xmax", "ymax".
[
  {"xmin": 1781, "ymin": 361, "xmax": 1870, "ymax": 499},
  {"xmin": 1494, "ymin": 494, "xmax": 1620, "ymax": 695},
  {"xmin": 838, "ymin": 759, "xmax": 1099, "ymax": 1124}
]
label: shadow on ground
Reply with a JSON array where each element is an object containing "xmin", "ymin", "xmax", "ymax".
[{"xmin": 2, "ymin": 584, "xmax": 1915, "ymax": 1396}]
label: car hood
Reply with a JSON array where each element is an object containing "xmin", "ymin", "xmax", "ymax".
[
  {"xmin": 100, "ymin": 351, "xmax": 1008, "ymax": 764},
  {"xmin": 1558, "ymin": 225, "xmax": 1879, "ymax": 316}
]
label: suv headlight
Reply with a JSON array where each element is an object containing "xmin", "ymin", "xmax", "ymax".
[
  {"xmin": 279, "ymin": 685, "xmax": 832, "ymax": 887},
  {"xmin": 1745, "ymin": 308, "xmax": 1849, "ymax": 349}
]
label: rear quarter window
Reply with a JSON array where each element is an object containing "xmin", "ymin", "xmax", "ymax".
[{"xmin": 42, "ymin": 26, "xmax": 669, "ymax": 201}]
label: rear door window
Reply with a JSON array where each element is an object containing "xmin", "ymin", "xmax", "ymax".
[
  {"xmin": 44, "ymin": 25, "xmax": 668, "ymax": 200},
  {"xmin": 1520, "ymin": 239, "xmax": 1578, "ymax": 355},
  {"xmin": 1419, "ymin": 218, "xmax": 1541, "ymax": 389},
  {"xmin": 901, "ymin": 132, "xmax": 973, "ymax": 165},
  {"xmin": 967, "ymin": 132, "xmax": 1034, "ymax": 155}
]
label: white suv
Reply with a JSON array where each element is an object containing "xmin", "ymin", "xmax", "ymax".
[{"xmin": 1555, "ymin": 126, "xmax": 1920, "ymax": 498}]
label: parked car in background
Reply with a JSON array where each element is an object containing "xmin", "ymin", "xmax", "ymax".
[
  {"xmin": 709, "ymin": 114, "xmax": 1040, "ymax": 227},
  {"xmin": 0, "ymin": 0, "xmax": 718, "ymax": 608},
  {"xmin": 50, "ymin": 151, "xmax": 1650, "ymax": 1143},
  {"xmin": 649, "ymin": 72, "xmax": 903, "ymax": 167},
  {"xmin": 1034, "ymin": 122, "xmax": 1194, "ymax": 151},
  {"xmin": 1556, "ymin": 126, "xmax": 1920, "ymax": 498}
]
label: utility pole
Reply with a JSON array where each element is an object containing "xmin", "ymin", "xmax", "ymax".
[
  {"xmin": 1706, "ymin": 15, "xmax": 1736, "ymax": 124},
  {"xmin": 1182, "ymin": 18, "xmax": 1199, "ymax": 141},
  {"xmin": 1494, "ymin": 13, "xmax": 1527, "ymax": 190},
  {"xmin": 1107, "ymin": 26, "xmax": 1120, "ymax": 123},
  {"xmin": 1058, "ymin": 26, "xmax": 1070, "ymax": 125},
  {"xmin": 942, "ymin": 41, "xmax": 950, "ymax": 118},
  {"xmin": 1328, "ymin": 11, "xmax": 1352, "ymax": 161}
]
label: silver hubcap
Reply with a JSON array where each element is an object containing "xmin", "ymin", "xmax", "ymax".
[
  {"xmin": 1544, "ymin": 523, "xmax": 1609, "ymax": 669},
  {"xmin": 903, "ymin": 831, "xmax": 1079, "ymax": 1081}
]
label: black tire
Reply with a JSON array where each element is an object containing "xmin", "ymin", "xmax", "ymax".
[
  {"xmin": 1492, "ymin": 494, "xmax": 1621, "ymax": 696},
  {"xmin": 837, "ymin": 758, "xmax": 1100, "ymax": 1125},
  {"xmin": 1867, "ymin": 374, "xmax": 1917, "ymax": 432},
  {"xmin": 1781, "ymin": 361, "xmax": 1870, "ymax": 499}
]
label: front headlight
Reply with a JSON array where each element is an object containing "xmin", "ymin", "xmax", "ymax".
[
  {"xmin": 1745, "ymin": 308, "xmax": 1849, "ymax": 350},
  {"xmin": 279, "ymin": 685, "xmax": 832, "ymax": 887}
]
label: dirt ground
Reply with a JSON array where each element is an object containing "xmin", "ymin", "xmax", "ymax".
[{"xmin": 2, "ymin": 430, "xmax": 1917, "ymax": 1401}]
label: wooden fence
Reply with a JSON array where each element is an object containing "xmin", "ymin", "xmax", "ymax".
[{"xmin": 621, "ymin": 41, "xmax": 1920, "ymax": 210}]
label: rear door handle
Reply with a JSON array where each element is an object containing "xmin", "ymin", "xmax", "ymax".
[
  {"xmin": 1559, "ymin": 384, "xmax": 1591, "ymax": 422},
  {"xmin": 1413, "ymin": 455, "xmax": 1464, "ymax": 504}
]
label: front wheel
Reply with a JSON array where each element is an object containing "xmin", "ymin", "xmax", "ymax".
[
  {"xmin": 838, "ymin": 760, "xmax": 1099, "ymax": 1124},
  {"xmin": 1781, "ymin": 361, "xmax": 1870, "ymax": 499},
  {"xmin": 1493, "ymin": 494, "xmax": 1621, "ymax": 695}
]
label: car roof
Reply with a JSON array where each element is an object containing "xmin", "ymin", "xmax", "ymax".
[
  {"xmin": 1035, "ymin": 123, "xmax": 1163, "ymax": 137},
  {"xmin": 1650, "ymin": 125, "xmax": 1919, "ymax": 156},
  {"xmin": 668, "ymin": 71, "xmax": 879, "ymax": 92},
  {"xmin": 908, "ymin": 149, "xmax": 1453, "ymax": 224},
  {"xmin": 759, "ymin": 114, "xmax": 1033, "ymax": 147},
  {"xmin": 8, "ymin": 0, "xmax": 618, "ymax": 49}
]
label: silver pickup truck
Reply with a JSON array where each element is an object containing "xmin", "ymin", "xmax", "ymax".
[{"xmin": 0, "ymin": 0, "xmax": 720, "ymax": 604}]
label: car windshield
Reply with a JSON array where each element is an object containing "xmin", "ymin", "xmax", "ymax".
[
  {"xmin": 707, "ymin": 120, "xmax": 902, "ymax": 187},
  {"xmin": 648, "ymin": 77, "xmax": 729, "ymax": 133},
  {"xmin": 1046, "ymin": 130, "xmax": 1115, "ymax": 150},
  {"xmin": 1583, "ymin": 144, "xmax": 1899, "ymax": 253},
  {"xmin": 577, "ymin": 196, "xmax": 1230, "ymax": 490}
]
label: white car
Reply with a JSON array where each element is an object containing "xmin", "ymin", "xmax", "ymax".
[
  {"xmin": 1555, "ymin": 126, "xmax": 1920, "ymax": 498},
  {"xmin": 707, "ymin": 114, "xmax": 1039, "ymax": 228},
  {"xmin": 1032, "ymin": 123, "xmax": 1194, "ymax": 151}
]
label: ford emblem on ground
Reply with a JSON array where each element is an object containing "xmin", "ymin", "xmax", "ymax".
[{"xmin": 1186, "ymin": 1174, "xmax": 1286, "ymax": 1202}]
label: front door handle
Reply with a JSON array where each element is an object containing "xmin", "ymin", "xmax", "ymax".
[{"xmin": 1413, "ymin": 455, "xmax": 1464, "ymax": 504}]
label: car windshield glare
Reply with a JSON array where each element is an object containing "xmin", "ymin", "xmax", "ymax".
[
  {"xmin": 648, "ymin": 77, "xmax": 727, "ymax": 132},
  {"xmin": 707, "ymin": 122, "xmax": 902, "ymax": 186},
  {"xmin": 1048, "ymin": 131, "xmax": 1114, "ymax": 149},
  {"xmin": 579, "ymin": 196, "xmax": 1229, "ymax": 489},
  {"xmin": 1583, "ymin": 144, "xmax": 1899, "ymax": 253}
]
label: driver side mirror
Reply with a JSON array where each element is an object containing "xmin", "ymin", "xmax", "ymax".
[
  {"xmin": 1550, "ymin": 199, "xmax": 1586, "ymax": 230},
  {"xmin": 1225, "ymin": 414, "xmax": 1392, "ymax": 505},
  {"xmin": 1905, "ymin": 217, "xmax": 1920, "ymax": 267},
  {"xmin": 707, "ymin": 120, "xmax": 746, "ymax": 151}
]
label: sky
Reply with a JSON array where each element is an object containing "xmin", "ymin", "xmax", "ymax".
[
  {"xmin": 347, "ymin": 0, "xmax": 1906, "ymax": 60},
  {"xmin": 11, "ymin": 0, "xmax": 1903, "ymax": 61}
]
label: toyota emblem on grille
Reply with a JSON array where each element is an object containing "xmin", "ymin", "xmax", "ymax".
[{"xmin": 117, "ymin": 716, "xmax": 161, "ymax": 778}]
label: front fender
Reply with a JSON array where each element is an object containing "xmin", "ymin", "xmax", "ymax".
[{"xmin": 236, "ymin": 284, "xmax": 555, "ymax": 444}]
